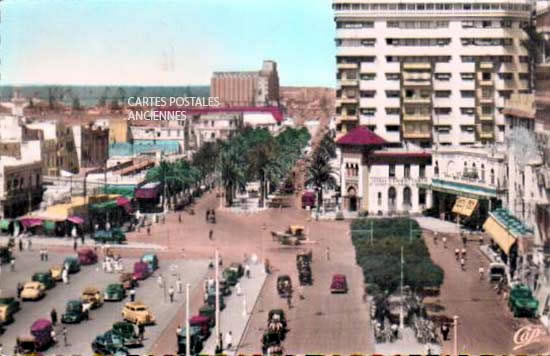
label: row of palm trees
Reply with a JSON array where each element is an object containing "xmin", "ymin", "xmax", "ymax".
[
  {"xmin": 144, "ymin": 126, "xmax": 311, "ymax": 208},
  {"xmin": 305, "ymin": 133, "xmax": 338, "ymax": 213}
]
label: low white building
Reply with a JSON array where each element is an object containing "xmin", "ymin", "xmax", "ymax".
[
  {"xmin": 243, "ymin": 112, "xmax": 280, "ymax": 133},
  {"xmin": 129, "ymin": 125, "xmax": 186, "ymax": 151},
  {"xmin": 193, "ymin": 112, "xmax": 243, "ymax": 148}
]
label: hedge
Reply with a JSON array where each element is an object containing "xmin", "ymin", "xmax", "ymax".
[{"xmin": 351, "ymin": 218, "xmax": 444, "ymax": 295}]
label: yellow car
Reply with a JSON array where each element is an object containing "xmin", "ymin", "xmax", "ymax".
[
  {"xmin": 21, "ymin": 282, "xmax": 46, "ymax": 301},
  {"xmin": 81, "ymin": 287, "xmax": 104, "ymax": 309},
  {"xmin": 50, "ymin": 265, "xmax": 63, "ymax": 281},
  {"xmin": 121, "ymin": 301, "xmax": 155, "ymax": 325}
]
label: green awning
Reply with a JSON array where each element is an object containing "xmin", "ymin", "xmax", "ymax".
[
  {"xmin": 103, "ymin": 185, "xmax": 135, "ymax": 198},
  {"xmin": 43, "ymin": 221, "xmax": 56, "ymax": 233},
  {"xmin": 0, "ymin": 219, "xmax": 11, "ymax": 231},
  {"xmin": 90, "ymin": 200, "xmax": 119, "ymax": 214}
]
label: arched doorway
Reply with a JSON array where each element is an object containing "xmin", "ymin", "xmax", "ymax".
[
  {"xmin": 403, "ymin": 186, "xmax": 412, "ymax": 209},
  {"xmin": 348, "ymin": 187, "xmax": 357, "ymax": 212},
  {"xmin": 388, "ymin": 186, "xmax": 397, "ymax": 213}
]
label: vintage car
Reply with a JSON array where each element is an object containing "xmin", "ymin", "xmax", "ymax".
[
  {"xmin": 330, "ymin": 274, "xmax": 348, "ymax": 294},
  {"xmin": 301, "ymin": 191, "xmax": 315, "ymax": 209},
  {"xmin": 121, "ymin": 302, "xmax": 155, "ymax": 325},
  {"xmin": 262, "ymin": 329, "xmax": 283, "ymax": 355},
  {"xmin": 141, "ymin": 253, "xmax": 159, "ymax": 272},
  {"xmin": 104, "ymin": 283, "xmax": 126, "ymax": 301},
  {"xmin": 49, "ymin": 265, "xmax": 63, "ymax": 281},
  {"xmin": 205, "ymin": 292, "xmax": 226, "ymax": 310},
  {"xmin": 489, "ymin": 262, "xmax": 507, "ymax": 282},
  {"xmin": 189, "ymin": 315, "xmax": 211, "ymax": 341},
  {"xmin": 82, "ymin": 287, "xmax": 104, "ymax": 309},
  {"xmin": 267, "ymin": 309, "xmax": 287, "ymax": 340},
  {"xmin": 222, "ymin": 268, "xmax": 240, "ymax": 286},
  {"xmin": 91, "ymin": 330, "xmax": 130, "ymax": 355},
  {"xmin": 21, "ymin": 282, "xmax": 46, "ymax": 301},
  {"xmin": 276, "ymin": 275, "xmax": 292, "ymax": 297},
  {"xmin": 93, "ymin": 229, "xmax": 126, "ymax": 244},
  {"xmin": 204, "ymin": 279, "xmax": 231, "ymax": 297},
  {"xmin": 32, "ymin": 272, "xmax": 56, "ymax": 289},
  {"xmin": 63, "ymin": 257, "xmax": 81, "ymax": 274},
  {"xmin": 0, "ymin": 297, "xmax": 21, "ymax": 324},
  {"xmin": 78, "ymin": 248, "xmax": 98, "ymax": 265},
  {"xmin": 111, "ymin": 321, "xmax": 142, "ymax": 347},
  {"xmin": 30, "ymin": 319, "xmax": 54, "ymax": 350},
  {"xmin": 132, "ymin": 261, "xmax": 150, "ymax": 281},
  {"xmin": 287, "ymin": 225, "xmax": 307, "ymax": 240},
  {"xmin": 508, "ymin": 284, "xmax": 539, "ymax": 318},
  {"xmin": 177, "ymin": 326, "xmax": 204, "ymax": 355},
  {"xmin": 198, "ymin": 304, "xmax": 215, "ymax": 327},
  {"xmin": 296, "ymin": 250, "xmax": 312, "ymax": 265},
  {"xmin": 298, "ymin": 265, "xmax": 312, "ymax": 286},
  {"xmin": 15, "ymin": 336, "xmax": 45, "ymax": 354},
  {"xmin": 0, "ymin": 246, "xmax": 12, "ymax": 264},
  {"xmin": 61, "ymin": 300, "xmax": 89, "ymax": 324},
  {"xmin": 120, "ymin": 273, "xmax": 138, "ymax": 289}
]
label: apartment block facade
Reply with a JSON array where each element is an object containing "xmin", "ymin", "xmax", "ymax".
[{"xmin": 333, "ymin": 0, "xmax": 531, "ymax": 146}]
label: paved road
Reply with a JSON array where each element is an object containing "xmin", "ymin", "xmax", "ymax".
[{"xmin": 0, "ymin": 249, "xmax": 208, "ymax": 355}]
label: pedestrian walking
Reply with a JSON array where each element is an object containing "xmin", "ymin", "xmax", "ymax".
[
  {"xmin": 39, "ymin": 249, "xmax": 44, "ymax": 261},
  {"xmin": 440, "ymin": 323, "xmax": 449, "ymax": 341},
  {"xmin": 27, "ymin": 239, "xmax": 32, "ymax": 251},
  {"xmin": 479, "ymin": 234, "xmax": 484, "ymax": 245},
  {"xmin": 479, "ymin": 267, "xmax": 485, "ymax": 280},
  {"xmin": 81, "ymin": 234, "xmax": 85, "ymax": 245},
  {"xmin": 206, "ymin": 209, "xmax": 210, "ymax": 222},
  {"xmin": 244, "ymin": 264, "xmax": 250, "ymax": 278},
  {"xmin": 10, "ymin": 258, "xmax": 15, "ymax": 272},
  {"xmin": 18, "ymin": 239, "xmax": 22, "ymax": 252},
  {"xmin": 147, "ymin": 226, "xmax": 151, "ymax": 236},
  {"xmin": 62, "ymin": 268, "xmax": 69, "ymax": 284},
  {"xmin": 73, "ymin": 239, "xmax": 77, "ymax": 251},
  {"xmin": 50, "ymin": 308, "xmax": 58, "ymax": 325},
  {"xmin": 176, "ymin": 325, "xmax": 182, "ymax": 341},
  {"xmin": 454, "ymin": 248, "xmax": 460, "ymax": 260},
  {"xmin": 50, "ymin": 329, "xmax": 56, "ymax": 343},
  {"xmin": 162, "ymin": 215, "xmax": 166, "ymax": 224},
  {"xmin": 442, "ymin": 236, "xmax": 447, "ymax": 248},
  {"xmin": 176, "ymin": 278, "xmax": 183, "ymax": 293},
  {"xmin": 235, "ymin": 282, "xmax": 242, "ymax": 296},
  {"xmin": 461, "ymin": 248, "xmax": 467, "ymax": 260},
  {"xmin": 62, "ymin": 326, "xmax": 68, "ymax": 346},
  {"xmin": 287, "ymin": 294, "xmax": 292, "ymax": 309},
  {"xmin": 17, "ymin": 282, "xmax": 23, "ymax": 299},
  {"xmin": 460, "ymin": 257, "xmax": 465, "ymax": 271},
  {"xmin": 217, "ymin": 333, "xmax": 223, "ymax": 354},
  {"xmin": 391, "ymin": 323, "xmax": 399, "ymax": 340},
  {"xmin": 157, "ymin": 275, "xmax": 164, "ymax": 288},
  {"xmin": 209, "ymin": 229, "xmax": 213, "ymax": 240},
  {"xmin": 326, "ymin": 246, "xmax": 330, "ymax": 261},
  {"xmin": 462, "ymin": 234, "xmax": 467, "ymax": 246},
  {"xmin": 178, "ymin": 214, "xmax": 182, "ymax": 223},
  {"xmin": 138, "ymin": 323, "xmax": 145, "ymax": 341},
  {"xmin": 298, "ymin": 285, "xmax": 304, "ymax": 300},
  {"xmin": 225, "ymin": 331, "xmax": 233, "ymax": 350},
  {"xmin": 130, "ymin": 288, "xmax": 136, "ymax": 302},
  {"xmin": 44, "ymin": 248, "xmax": 48, "ymax": 261},
  {"xmin": 433, "ymin": 232, "xmax": 438, "ymax": 245},
  {"xmin": 169, "ymin": 286, "xmax": 175, "ymax": 302}
]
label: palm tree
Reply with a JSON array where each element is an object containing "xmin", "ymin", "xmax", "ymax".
[
  {"xmin": 318, "ymin": 134, "xmax": 337, "ymax": 161},
  {"xmin": 218, "ymin": 148, "xmax": 246, "ymax": 206},
  {"xmin": 305, "ymin": 151, "xmax": 338, "ymax": 213},
  {"xmin": 247, "ymin": 137, "xmax": 280, "ymax": 207}
]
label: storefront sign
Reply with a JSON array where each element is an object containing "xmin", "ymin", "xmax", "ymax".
[{"xmin": 370, "ymin": 177, "xmax": 427, "ymax": 187}]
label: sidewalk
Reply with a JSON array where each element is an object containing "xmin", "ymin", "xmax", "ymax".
[
  {"xmin": 0, "ymin": 235, "xmax": 166, "ymax": 250},
  {"xmin": 374, "ymin": 327, "xmax": 441, "ymax": 355},
  {"xmin": 415, "ymin": 217, "xmax": 460, "ymax": 234},
  {"xmin": 203, "ymin": 263, "xmax": 266, "ymax": 355}
]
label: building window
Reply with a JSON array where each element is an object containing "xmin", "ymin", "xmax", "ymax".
[
  {"xmin": 389, "ymin": 165, "xmax": 396, "ymax": 178},
  {"xmin": 481, "ymin": 164, "xmax": 485, "ymax": 182},
  {"xmin": 404, "ymin": 164, "xmax": 411, "ymax": 178},
  {"xmin": 491, "ymin": 169, "xmax": 495, "ymax": 185},
  {"xmin": 419, "ymin": 165, "xmax": 426, "ymax": 178},
  {"xmin": 378, "ymin": 192, "xmax": 382, "ymax": 206},
  {"xmin": 461, "ymin": 90, "xmax": 475, "ymax": 98},
  {"xmin": 419, "ymin": 188, "xmax": 427, "ymax": 205},
  {"xmin": 388, "ymin": 187, "xmax": 397, "ymax": 210},
  {"xmin": 435, "ymin": 161, "xmax": 439, "ymax": 176}
]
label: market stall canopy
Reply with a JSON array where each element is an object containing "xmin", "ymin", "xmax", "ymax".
[
  {"xmin": 135, "ymin": 182, "xmax": 162, "ymax": 199},
  {"xmin": 452, "ymin": 197, "xmax": 478, "ymax": 217},
  {"xmin": 67, "ymin": 216, "xmax": 84, "ymax": 225},
  {"xmin": 116, "ymin": 196, "xmax": 132, "ymax": 213},
  {"xmin": 103, "ymin": 184, "xmax": 135, "ymax": 198},
  {"xmin": 89, "ymin": 200, "xmax": 119, "ymax": 214},
  {"xmin": 19, "ymin": 217, "xmax": 43, "ymax": 228},
  {"xmin": 483, "ymin": 208, "xmax": 533, "ymax": 255}
]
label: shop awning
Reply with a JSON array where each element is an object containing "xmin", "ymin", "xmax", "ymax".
[
  {"xmin": 116, "ymin": 196, "xmax": 132, "ymax": 213},
  {"xmin": 483, "ymin": 217, "xmax": 516, "ymax": 255},
  {"xmin": 135, "ymin": 182, "xmax": 162, "ymax": 199},
  {"xmin": 67, "ymin": 216, "xmax": 84, "ymax": 225},
  {"xmin": 452, "ymin": 197, "xmax": 478, "ymax": 217},
  {"xmin": 89, "ymin": 200, "xmax": 119, "ymax": 214},
  {"xmin": 103, "ymin": 184, "xmax": 135, "ymax": 198}
]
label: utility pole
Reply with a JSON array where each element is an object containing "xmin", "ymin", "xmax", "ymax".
[
  {"xmin": 453, "ymin": 315, "xmax": 459, "ymax": 355},
  {"xmin": 215, "ymin": 248, "xmax": 220, "ymax": 351},
  {"xmin": 186, "ymin": 283, "xmax": 190, "ymax": 356},
  {"xmin": 400, "ymin": 245, "xmax": 404, "ymax": 329}
]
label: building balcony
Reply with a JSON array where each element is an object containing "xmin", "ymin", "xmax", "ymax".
[
  {"xmin": 478, "ymin": 115, "xmax": 494, "ymax": 122},
  {"xmin": 431, "ymin": 176, "xmax": 505, "ymax": 199},
  {"xmin": 403, "ymin": 97, "xmax": 431, "ymax": 104},
  {"xmin": 479, "ymin": 97, "xmax": 494, "ymax": 104},
  {"xmin": 478, "ymin": 79, "xmax": 494, "ymax": 87},
  {"xmin": 336, "ymin": 97, "xmax": 359, "ymax": 106},
  {"xmin": 337, "ymin": 62, "xmax": 359, "ymax": 70},
  {"xmin": 480, "ymin": 62, "xmax": 494, "ymax": 70},
  {"xmin": 339, "ymin": 79, "xmax": 359, "ymax": 87},
  {"xmin": 337, "ymin": 115, "xmax": 359, "ymax": 123},
  {"xmin": 402, "ymin": 131, "xmax": 431, "ymax": 139},
  {"xmin": 402, "ymin": 113, "xmax": 431, "ymax": 121},
  {"xmin": 403, "ymin": 63, "xmax": 431, "ymax": 70},
  {"xmin": 403, "ymin": 80, "xmax": 432, "ymax": 87}
]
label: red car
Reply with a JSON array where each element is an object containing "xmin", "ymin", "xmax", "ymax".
[
  {"xmin": 330, "ymin": 274, "xmax": 348, "ymax": 294},
  {"xmin": 77, "ymin": 248, "xmax": 97, "ymax": 265},
  {"xmin": 133, "ymin": 261, "xmax": 150, "ymax": 281}
]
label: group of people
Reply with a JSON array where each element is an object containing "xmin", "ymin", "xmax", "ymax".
[
  {"xmin": 206, "ymin": 208, "xmax": 216, "ymax": 223},
  {"xmin": 101, "ymin": 254, "xmax": 124, "ymax": 273},
  {"xmin": 454, "ymin": 247, "xmax": 467, "ymax": 270}
]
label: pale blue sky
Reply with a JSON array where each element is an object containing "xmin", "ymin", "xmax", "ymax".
[{"xmin": 2, "ymin": 0, "xmax": 336, "ymax": 87}]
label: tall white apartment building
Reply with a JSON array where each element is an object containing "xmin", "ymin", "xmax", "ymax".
[{"xmin": 333, "ymin": 0, "xmax": 532, "ymax": 146}]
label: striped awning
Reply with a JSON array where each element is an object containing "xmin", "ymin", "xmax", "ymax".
[
  {"xmin": 483, "ymin": 217, "xmax": 516, "ymax": 255},
  {"xmin": 452, "ymin": 197, "xmax": 478, "ymax": 217}
]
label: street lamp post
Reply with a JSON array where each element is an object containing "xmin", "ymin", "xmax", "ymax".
[
  {"xmin": 215, "ymin": 249, "xmax": 220, "ymax": 351},
  {"xmin": 185, "ymin": 283, "xmax": 190, "ymax": 356},
  {"xmin": 400, "ymin": 245, "xmax": 404, "ymax": 329},
  {"xmin": 453, "ymin": 315, "xmax": 459, "ymax": 356}
]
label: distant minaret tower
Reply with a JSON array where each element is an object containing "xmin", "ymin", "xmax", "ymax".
[{"xmin": 11, "ymin": 89, "xmax": 27, "ymax": 117}]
